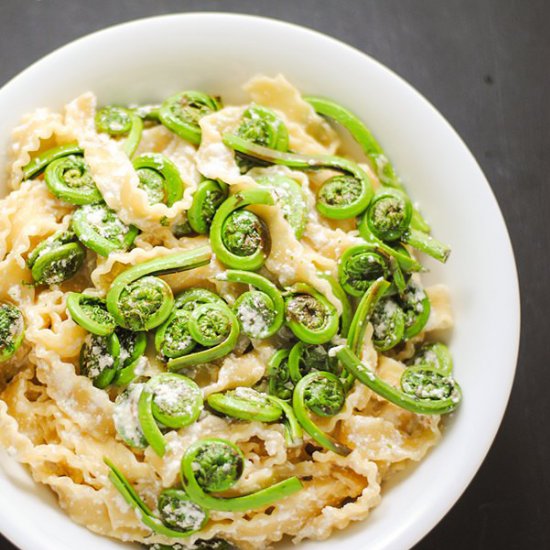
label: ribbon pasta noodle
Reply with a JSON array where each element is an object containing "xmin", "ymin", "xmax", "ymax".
[{"xmin": 0, "ymin": 74, "xmax": 459, "ymax": 549}]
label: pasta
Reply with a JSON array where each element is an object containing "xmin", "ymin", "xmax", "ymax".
[{"xmin": 0, "ymin": 74, "xmax": 460, "ymax": 550}]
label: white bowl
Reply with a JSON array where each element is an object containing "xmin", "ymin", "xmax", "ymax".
[{"xmin": 0, "ymin": 13, "xmax": 520, "ymax": 550}]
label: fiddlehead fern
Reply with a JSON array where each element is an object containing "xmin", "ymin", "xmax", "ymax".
[
  {"xmin": 236, "ymin": 105, "xmax": 289, "ymax": 151},
  {"xmin": 284, "ymin": 283, "xmax": 339, "ymax": 344},
  {"xmin": 27, "ymin": 230, "xmax": 85, "ymax": 285},
  {"xmin": 208, "ymin": 387, "xmax": 302, "ymax": 446},
  {"xmin": 365, "ymin": 189, "xmax": 412, "ymax": 242},
  {"xmin": 187, "ymin": 180, "xmax": 228, "ymax": 234},
  {"xmin": 316, "ymin": 175, "xmax": 368, "ymax": 220},
  {"xmin": 22, "ymin": 143, "xmax": 82, "ymax": 181},
  {"xmin": 79, "ymin": 332, "xmax": 120, "ymax": 389},
  {"xmin": 401, "ymin": 341, "xmax": 456, "ymax": 406},
  {"xmin": 44, "ymin": 154, "xmax": 102, "ymax": 205},
  {"xmin": 288, "ymin": 341, "xmax": 340, "ymax": 384},
  {"xmin": 338, "ymin": 280, "xmax": 461, "ymax": 413},
  {"xmin": 96, "ymin": 106, "xmax": 133, "ymax": 135},
  {"xmin": 180, "ymin": 438, "xmax": 303, "ymax": 511},
  {"xmin": 159, "ymin": 91, "xmax": 221, "ymax": 145},
  {"xmin": 342, "ymin": 277, "xmax": 392, "ymax": 391},
  {"xmin": 106, "ymin": 246, "xmax": 212, "ymax": 331},
  {"xmin": 408, "ymin": 342, "xmax": 453, "ymax": 375},
  {"xmin": 105, "ymin": 459, "xmax": 208, "ymax": 537},
  {"xmin": 399, "ymin": 366, "xmax": 459, "ymax": 403},
  {"xmin": 338, "ymin": 245, "xmax": 390, "ymax": 297},
  {"xmin": 399, "ymin": 279, "xmax": 431, "ymax": 339},
  {"xmin": 256, "ymin": 174, "xmax": 307, "ymax": 238},
  {"xmin": 114, "ymin": 276, "xmax": 174, "ymax": 332},
  {"xmin": 95, "ymin": 105, "xmax": 143, "ymax": 157},
  {"xmin": 401, "ymin": 228, "xmax": 451, "ymax": 264},
  {"xmin": 66, "ymin": 293, "xmax": 116, "ymax": 336},
  {"xmin": 155, "ymin": 309, "xmax": 196, "ymax": 360},
  {"xmin": 303, "ymin": 96, "xmax": 430, "ymax": 232},
  {"xmin": 219, "ymin": 270, "xmax": 284, "ymax": 339},
  {"xmin": 166, "ymin": 302, "xmax": 239, "ymax": 372},
  {"xmin": 360, "ymin": 189, "xmax": 451, "ymax": 264},
  {"xmin": 171, "ymin": 213, "xmax": 196, "ymax": 239},
  {"xmin": 156, "ymin": 290, "xmax": 230, "ymax": 361},
  {"xmin": 188, "ymin": 303, "xmax": 233, "ymax": 347},
  {"xmin": 235, "ymin": 105, "xmax": 289, "ymax": 172},
  {"xmin": 337, "ymin": 345, "xmax": 461, "ymax": 415},
  {"xmin": 233, "ymin": 289, "xmax": 277, "ymax": 339},
  {"xmin": 292, "ymin": 371, "xmax": 351, "ymax": 456},
  {"xmin": 207, "ymin": 387, "xmax": 283, "ymax": 422},
  {"xmin": 138, "ymin": 373, "xmax": 203, "ymax": 457},
  {"xmin": 222, "ymin": 134, "xmax": 373, "ymax": 219},
  {"xmin": 267, "ymin": 349, "xmax": 293, "ymax": 401},
  {"xmin": 157, "ymin": 489, "xmax": 209, "ymax": 534},
  {"xmin": 133, "ymin": 104, "xmax": 161, "ymax": 121},
  {"xmin": 0, "ymin": 302, "xmax": 24, "ymax": 363},
  {"xmin": 113, "ymin": 328, "xmax": 147, "ymax": 386},
  {"xmin": 113, "ymin": 384, "xmax": 147, "ymax": 449},
  {"xmin": 72, "ymin": 203, "xmax": 139, "ymax": 257},
  {"xmin": 174, "ymin": 288, "xmax": 226, "ymax": 311},
  {"xmin": 357, "ymin": 215, "xmax": 422, "ymax": 272},
  {"xmin": 386, "ymin": 245, "xmax": 410, "ymax": 294},
  {"xmin": 370, "ymin": 297, "xmax": 406, "ymax": 351},
  {"xmin": 210, "ymin": 188, "xmax": 273, "ymax": 270},
  {"xmin": 346, "ymin": 278, "xmax": 391, "ymax": 357},
  {"xmin": 133, "ymin": 153, "xmax": 184, "ymax": 206}
]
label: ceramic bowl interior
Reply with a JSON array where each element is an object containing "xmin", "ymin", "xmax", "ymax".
[{"xmin": 0, "ymin": 13, "xmax": 520, "ymax": 550}]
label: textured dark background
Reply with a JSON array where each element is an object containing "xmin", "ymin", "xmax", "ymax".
[{"xmin": 0, "ymin": 1, "xmax": 547, "ymax": 549}]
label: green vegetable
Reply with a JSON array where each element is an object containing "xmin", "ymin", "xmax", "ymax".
[
  {"xmin": 337, "ymin": 346, "xmax": 462, "ymax": 415},
  {"xmin": 188, "ymin": 180, "xmax": 228, "ymax": 234},
  {"xmin": 113, "ymin": 329, "xmax": 147, "ymax": 386},
  {"xmin": 106, "ymin": 247, "xmax": 212, "ymax": 331},
  {"xmin": 66, "ymin": 293, "xmax": 116, "ymax": 336},
  {"xmin": 207, "ymin": 387, "xmax": 283, "ymax": 422},
  {"xmin": 72, "ymin": 203, "xmax": 139, "ymax": 257},
  {"xmin": 138, "ymin": 373, "xmax": 203, "ymax": 456},
  {"xmin": 221, "ymin": 269, "xmax": 284, "ymax": 339},
  {"xmin": 284, "ymin": 283, "xmax": 339, "ymax": 344},
  {"xmin": 267, "ymin": 349, "xmax": 293, "ymax": 401},
  {"xmin": 292, "ymin": 371, "xmax": 350, "ymax": 456},
  {"xmin": 180, "ymin": 438, "xmax": 303, "ymax": 511},
  {"xmin": 304, "ymin": 95, "xmax": 430, "ymax": 232},
  {"xmin": 95, "ymin": 105, "xmax": 143, "ymax": 157},
  {"xmin": 0, "ymin": 302, "xmax": 24, "ymax": 363},
  {"xmin": 105, "ymin": 458, "xmax": 208, "ymax": 537},
  {"xmin": 22, "ymin": 143, "xmax": 83, "ymax": 181},
  {"xmin": 235, "ymin": 104, "xmax": 288, "ymax": 172},
  {"xmin": 210, "ymin": 188, "xmax": 273, "ymax": 271},
  {"xmin": 166, "ymin": 302, "xmax": 240, "ymax": 372},
  {"xmin": 79, "ymin": 332, "xmax": 120, "ymax": 389},
  {"xmin": 44, "ymin": 154, "xmax": 102, "ymax": 205},
  {"xmin": 27, "ymin": 230, "xmax": 85, "ymax": 285},
  {"xmin": 133, "ymin": 153, "xmax": 184, "ymax": 206},
  {"xmin": 338, "ymin": 244, "xmax": 390, "ymax": 297},
  {"xmin": 159, "ymin": 91, "xmax": 221, "ymax": 144},
  {"xmin": 359, "ymin": 189, "xmax": 450, "ymax": 264},
  {"xmin": 223, "ymin": 134, "xmax": 373, "ymax": 220},
  {"xmin": 256, "ymin": 174, "xmax": 307, "ymax": 238},
  {"xmin": 288, "ymin": 341, "xmax": 340, "ymax": 383}
]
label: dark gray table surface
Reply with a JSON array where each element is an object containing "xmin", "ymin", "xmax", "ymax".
[{"xmin": 0, "ymin": 1, "xmax": 547, "ymax": 549}]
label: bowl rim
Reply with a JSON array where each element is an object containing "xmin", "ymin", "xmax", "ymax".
[{"xmin": 0, "ymin": 11, "xmax": 520, "ymax": 550}]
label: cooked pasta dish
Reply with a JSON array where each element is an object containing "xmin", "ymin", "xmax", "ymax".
[{"xmin": 0, "ymin": 75, "xmax": 461, "ymax": 550}]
